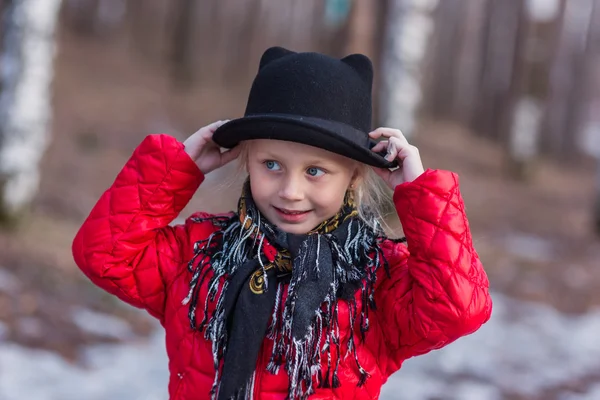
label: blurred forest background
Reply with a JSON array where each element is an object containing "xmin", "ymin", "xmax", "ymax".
[{"xmin": 0, "ymin": 0, "xmax": 599, "ymax": 399}]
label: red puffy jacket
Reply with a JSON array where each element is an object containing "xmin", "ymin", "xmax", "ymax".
[{"xmin": 72, "ymin": 134, "xmax": 492, "ymax": 399}]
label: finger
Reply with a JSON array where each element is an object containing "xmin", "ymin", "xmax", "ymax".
[
  {"xmin": 199, "ymin": 120, "xmax": 229, "ymax": 139},
  {"xmin": 197, "ymin": 120, "xmax": 223, "ymax": 133},
  {"xmin": 367, "ymin": 128, "xmax": 389, "ymax": 140},
  {"xmin": 220, "ymin": 145, "xmax": 242, "ymax": 165},
  {"xmin": 385, "ymin": 140, "xmax": 399, "ymax": 162},
  {"xmin": 209, "ymin": 119, "xmax": 229, "ymax": 132},
  {"xmin": 395, "ymin": 142, "xmax": 420, "ymax": 161},
  {"xmin": 369, "ymin": 127, "xmax": 409, "ymax": 144},
  {"xmin": 370, "ymin": 140, "xmax": 388, "ymax": 153}
]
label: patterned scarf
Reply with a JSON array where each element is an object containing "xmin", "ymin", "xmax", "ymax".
[{"xmin": 183, "ymin": 180, "xmax": 402, "ymax": 399}]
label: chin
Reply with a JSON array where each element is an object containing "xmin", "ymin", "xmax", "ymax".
[
  {"xmin": 269, "ymin": 219, "xmax": 316, "ymax": 234},
  {"xmin": 276, "ymin": 224, "xmax": 311, "ymax": 235}
]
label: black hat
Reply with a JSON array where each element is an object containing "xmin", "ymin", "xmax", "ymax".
[{"xmin": 212, "ymin": 46, "xmax": 396, "ymax": 168}]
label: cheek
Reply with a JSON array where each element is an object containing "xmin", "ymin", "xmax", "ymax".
[
  {"xmin": 313, "ymin": 175, "xmax": 353, "ymax": 213},
  {"xmin": 312, "ymin": 187, "xmax": 347, "ymax": 215},
  {"xmin": 249, "ymin": 170, "xmax": 275, "ymax": 203}
]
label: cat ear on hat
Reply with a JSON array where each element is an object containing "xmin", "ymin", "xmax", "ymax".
[
  {"xmin": 341, "ymin": 54, "xmax": 373, "ymax": 87},
  {"xmin": 259, "ymin": 46, "xmax": 296, "ymax": 70}
]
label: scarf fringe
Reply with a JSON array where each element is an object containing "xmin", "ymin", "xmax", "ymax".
[{"xmin": 184, "ymin": 212, "xmax": 405, "ymax": 399}]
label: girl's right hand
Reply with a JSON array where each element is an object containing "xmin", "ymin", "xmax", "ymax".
[{"xmin": 183, "ymin": 120, "xmax": 241, "ymax": 174}]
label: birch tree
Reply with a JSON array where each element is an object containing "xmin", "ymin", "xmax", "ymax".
[
  {"xmin": 578, "ymin": 2, "xmax": 600, "ymax": 236},
  {"xmin": 473, "ymin": 0, "xmax": 524, "ymax": 140},
  {"xmin": 595, "ymin": 156, "xmax": 600, "ymax": 235},
  {"xmin": 0, "ymin": 0, "xmax": 63, "ymax": 222},
  {"xmin": 504, "ymin": 0, "xmax": 562, "ymax": 179},
  {"xmin": 563, "ymin": 0, "xmax": 600, "ymax": 158},
  {"xmin": 452, "ymin": 0, "xmax": 489, "ymax": 125},
  {"xmin": 378, "ymin": 0, "xmax": 437, "ymax": 138},
  {"xmin": 541, "ymin": 0, "xmax": 594, "ymax": 156}
]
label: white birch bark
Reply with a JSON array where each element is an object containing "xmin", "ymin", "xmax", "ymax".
[
  {"xmin": 543, "ymin": 0, "xmax": 595, "ymax": 154},
  {"xmin": 0, "ymin": 0, "xmax": 63, "ymax": 218},
  {"xmin": 508, "ymin": 0, "xmax": 561, "ymax": 165},
  {"xmin": 378, "ymin": 0, "xmax": 437, "ymax": 138},
  {"xmin": 595, "ymin": 157, "xmax": 600, "ymax": 235}
]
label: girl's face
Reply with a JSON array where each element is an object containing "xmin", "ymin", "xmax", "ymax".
[{"xmin": 246, "ymin": 139, "xmax": 359, "ymax": 234}]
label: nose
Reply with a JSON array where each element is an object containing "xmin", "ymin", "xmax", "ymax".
[{"xmin": 278, "ymin": 176, "xmax": 304, "ymax": 201}]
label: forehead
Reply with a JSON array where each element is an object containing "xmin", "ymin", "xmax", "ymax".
[{"xmin": 248, "ymin": 139, "xmax": 354, "ymax": 166}]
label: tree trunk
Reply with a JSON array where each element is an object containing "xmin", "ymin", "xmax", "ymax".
[
  {"xmin": 224, "ymin": 0, "xmax": 263, "ymax": 81},
  {"xmin": 63, "ymin": 0, "xmax": 126, "ymax": 37},
  {"xmin": 127, "ymin": 0, "xmax": 160, "ymax": 59},
  {"xmin": 453, "ymin": 0, "xmax": 489, "ymax": 125},
  {"xmin": 473, "ymin": 0, "xmax": 522, "ymax": 139},
  {"xmin": 343, "ymin": 0, "xmax": 378, "ymax": 57},
  {"xmin": 0, "ymin": 0, "xmax": 63, "ymax": 223},
  {"xmin": 378, "ymin": 0, "xmax": 437, "ymax": 138},
  {"xmin": 237, "ymin": 0, "xmax": 263, "ymax": 75},
  {"xmin": 193, "ymin": 0, "xmax": 223, "ymax": 81},
  {"xmin": 595, "ymin": 158, "xmax": 600, "ymax": 236},
  {"xmin": 372, "ymin": 0, "xmax": 390, "ymax": 128},
  {"xmin": 503, "ymin": 0, "xmax": 536, "ymax": 180},
  {"xmin": 469, "ymin": 0, "xmax": 495, "ymax": 135},
  {"xmin": 541, "ymin": 0, "xmax": 588, "ymax": 156},
  {"xmin": 427, "ymin": 0, "xmax": 463, "ymax": 119},
  {"xmin": 62, "ymin": 0, "xmax": 100, "ymax": 36},
  {"xmin": 562, "ymin": 0, "xmax": 599, "ymax": 159},
  {"xmin": 170, "ymin": 0, "xmax": 198, "ymax": 86}
]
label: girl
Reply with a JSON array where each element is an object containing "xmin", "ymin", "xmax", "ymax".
[{"xmin": 72, "ymin": 47, "xmax": 492, "ymax": 400}]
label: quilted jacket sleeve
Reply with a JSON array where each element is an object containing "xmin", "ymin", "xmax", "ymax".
[
  {"xmin": 72, "ymin": 134, "xmax": 205, "ymax": 321},
  {"xmin": 374, "ymin": 169, "xmax": 492, "ymax": 375}
]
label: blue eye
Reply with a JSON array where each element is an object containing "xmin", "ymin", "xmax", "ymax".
[
  {"xmin": 265, "ymin": 160, "xmax": 281, "ymax": 170},
  {"xmin": 307, "ymin": 167, "xmax": 324, "ymax": 177}
]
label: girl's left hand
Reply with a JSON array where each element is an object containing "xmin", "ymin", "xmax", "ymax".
[{"xmin": 369, "ymin": 127, "xmax": 425, "ymax": 188}]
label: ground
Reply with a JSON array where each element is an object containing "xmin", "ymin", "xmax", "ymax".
[{"xmin": 0, "ymin": 22, "xmax": 599, "ymax": 398}]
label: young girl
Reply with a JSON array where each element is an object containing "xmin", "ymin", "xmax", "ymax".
[{"xmin": 72, "ymin": 47, "xmax": 492, "ymax": 400}]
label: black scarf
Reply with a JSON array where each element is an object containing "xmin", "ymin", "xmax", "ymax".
[{"xmin": 183, "ymin": 180, "xmax": 402, "ymax": 399}]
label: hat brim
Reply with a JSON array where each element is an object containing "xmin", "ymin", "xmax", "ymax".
[{"xmin": 212, "ymin": 114, "xmax": 398, "ymax": 169}]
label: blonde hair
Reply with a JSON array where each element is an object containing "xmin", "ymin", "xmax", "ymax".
[
  {"xmin": 233, "ymin": 142, "xmax": 400, "ymax": 237},
  {"xmin": 353, "ymin": 164, "xmax": 398, "ymax": 234}
]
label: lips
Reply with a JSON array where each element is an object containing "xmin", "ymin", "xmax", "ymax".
[
  {"xmin": 274, "ymin": 207, "xmax": 309, "ymax": 215},
  {"xmin": 273, "ymin": 206, "xmax": 312, "ymax": 223}
]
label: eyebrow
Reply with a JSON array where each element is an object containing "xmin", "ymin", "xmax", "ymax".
[{"xmin": 253, "ymin": 150, "xmax": 279, "ymax": 159}]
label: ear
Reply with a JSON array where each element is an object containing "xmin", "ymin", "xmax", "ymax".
[
  {"xmin": 349, "ymin": 164, "xmax": 365, "ymax": 190},
  {"xmin": 341, "ymin": 54, "xmax": 373, "ymax": 87},
  {"xmin": 259, "ymin": 46, "xmax": 296, "ymax": 70}
]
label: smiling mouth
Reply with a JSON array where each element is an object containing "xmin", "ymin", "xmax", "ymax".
[{"xmin": 273, "ymin": 206, "xmax": 310, "ymax": 215}]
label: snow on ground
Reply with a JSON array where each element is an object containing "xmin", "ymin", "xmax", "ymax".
[
  {"xmin": 380, "ymin": 292, "xmax": 600, "ymax": 400},
  {"xmin": 1, "ymin": 291, "xmax": 600, "ymax": 400},
  {"xmin": 0, "ymin": 322, "xmax": 168, "ymax": 400}
]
